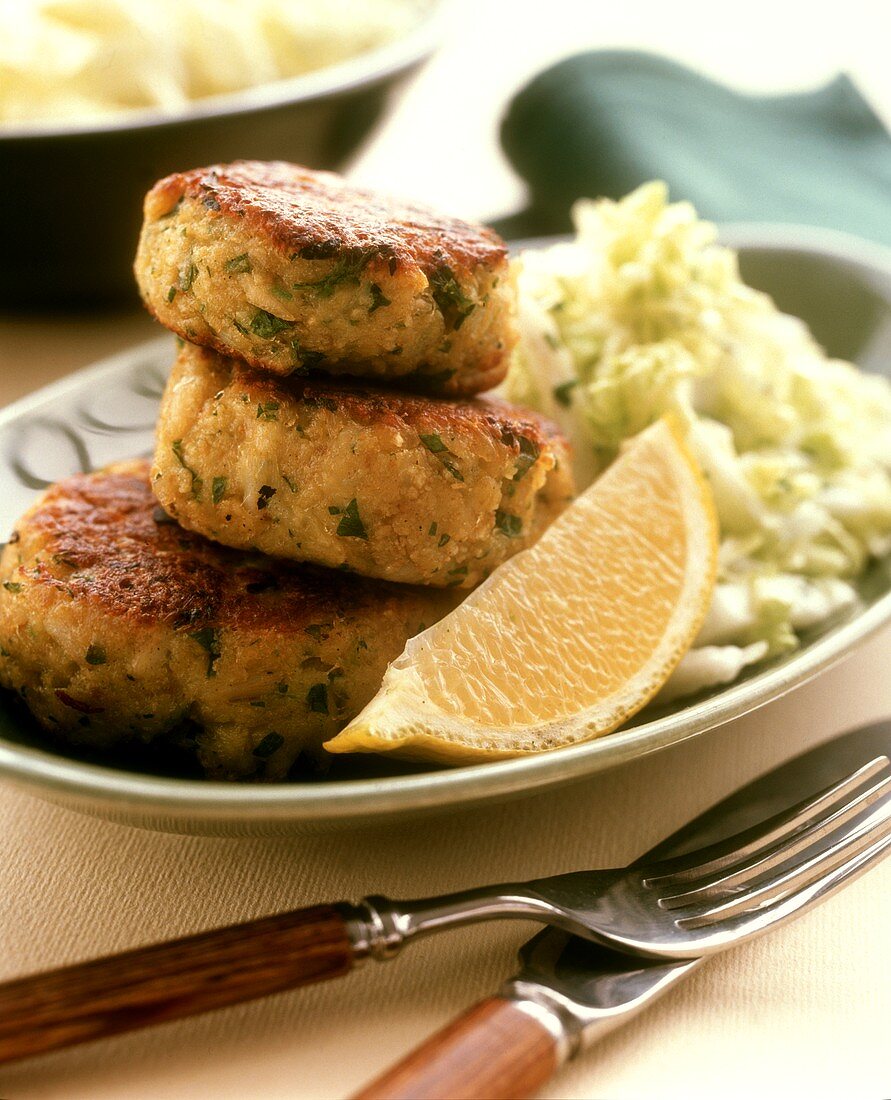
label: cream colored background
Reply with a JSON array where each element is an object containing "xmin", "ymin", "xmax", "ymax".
[{"xmin": 1, "ymin": 1, "xmax": 890, "ymax": 1096}]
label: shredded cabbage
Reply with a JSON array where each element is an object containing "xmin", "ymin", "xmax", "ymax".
[{"xmin": 506, "ymin": 182, "xmax": 891, "ymax": 699}]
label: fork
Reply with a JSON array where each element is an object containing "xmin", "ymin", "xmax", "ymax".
[
  {"xmin": 1, "ymin": 755, "xmax": 889, "ymax": 1064},
  {"xmin": 364, "ymin": 752, "xmax": 891, "ymax": 962}
]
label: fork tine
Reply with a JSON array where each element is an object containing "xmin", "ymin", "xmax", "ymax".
[
  {"xmin": 656, "ymin": 770, "xmax": 891, "ymax": 909},
  {"xmin": 675, "ymin": 800, "xmax": 891, "ymax": 930},
  {"xmin": 644, "ymin": 756, "xmax": 890, "ymax": 889}
]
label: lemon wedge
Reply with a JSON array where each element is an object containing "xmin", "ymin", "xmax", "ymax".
[{"xmin": 325, "ymin": 416, "xmax": 718, "ymax": 764}]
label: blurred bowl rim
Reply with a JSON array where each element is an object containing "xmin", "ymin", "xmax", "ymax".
[{"xmin": 0, "ymin": 0, "xmax": 445, "ymax": 142}]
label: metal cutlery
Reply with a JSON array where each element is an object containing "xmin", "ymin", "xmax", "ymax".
[
  {"xmin": 1, "ymin": 722, "xmax": 889, "ymax": 1068},
  {"xmin": 345, "ymin": 753, "xmax": 891, "ymax": 962},
  {"xmin": 353, "ymin": 719, "xmax": 891, "ymax": 1100}
]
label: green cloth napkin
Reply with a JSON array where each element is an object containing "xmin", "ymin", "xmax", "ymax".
[{"xmin": 497, "ymin": 50, "xmax": 891, "ymax": 244}]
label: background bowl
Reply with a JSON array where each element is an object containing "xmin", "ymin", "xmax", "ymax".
[{"xmin": 1, "ymin": 4, "xmax": 442, "ymax": 309}]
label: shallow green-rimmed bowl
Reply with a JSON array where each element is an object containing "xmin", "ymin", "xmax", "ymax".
[{"xmin": 1, "ymin": 227, "xmax": 889, "ymax": 834}]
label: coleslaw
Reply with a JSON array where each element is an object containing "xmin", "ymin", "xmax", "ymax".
[{"xmin": 506, "ymin": 182, "xmax": 891, "ymax": 700}]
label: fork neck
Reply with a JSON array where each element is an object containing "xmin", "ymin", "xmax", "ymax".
[{"xmin": 341, "ymin": 886, "xmax": 567, "ymax": 962}]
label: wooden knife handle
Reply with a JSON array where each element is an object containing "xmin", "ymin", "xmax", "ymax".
[
  {"xmin": 0, "ymin": 904, "xmax": 354, "ymax": 1064},
  {"xmin": 353, "ymin": 996, "xmax": 561, "ymax": 1100}
]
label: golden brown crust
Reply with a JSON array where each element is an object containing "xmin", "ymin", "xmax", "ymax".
[
  {"xmin": 140, "ymin": 319, "xmax": 506, "ymax": 400},
  {"xmin": 144, "ymin": 161, "xmax": 507, "ymax": 277},
  {"xmin": 224, "ymin": 353, "xmax": 566, "ymax": 449},
  {"xmin": 19, "ymin": 460, "xmax": 421, "ymax": 634}
]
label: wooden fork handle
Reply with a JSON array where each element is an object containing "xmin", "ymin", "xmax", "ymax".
[
  {"xmin": 0, "ymin": 904, "xmax": 354, "ymax": 1065},
  {"xmin": 352, "ymin": 996, "xmax": 561, "ymax": 1100}
]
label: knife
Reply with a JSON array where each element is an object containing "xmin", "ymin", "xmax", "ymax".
[{"xmin": 352, "ymin": 718, "xmax": 891, "ymax": 1100}]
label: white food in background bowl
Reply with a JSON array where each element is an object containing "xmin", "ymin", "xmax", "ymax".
[{"xmin": 0, "ymin": 0, "xmax": 425, "ymax": 126}]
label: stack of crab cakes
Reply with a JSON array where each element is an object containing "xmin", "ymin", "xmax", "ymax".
[{"xmin": 0, "ymin": 161, "xmax": 575, "ymax": 781}]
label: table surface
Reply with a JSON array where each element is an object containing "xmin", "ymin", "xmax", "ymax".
[{"xmin": 1, "ymin": 2, "xmax": 890, "ymax": 1097}]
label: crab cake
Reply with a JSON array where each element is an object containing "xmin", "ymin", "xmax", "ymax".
[
  {"xmin": 134, "ymin": 161, "xmax": 514, "ymax": 396},
  {"xmin": 0, "ymin": 462, "xmax": 455, "ymax": 781},
  {"xmin": 152, "ymin": 344, "xmax": 575, "ymax": 588}
]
